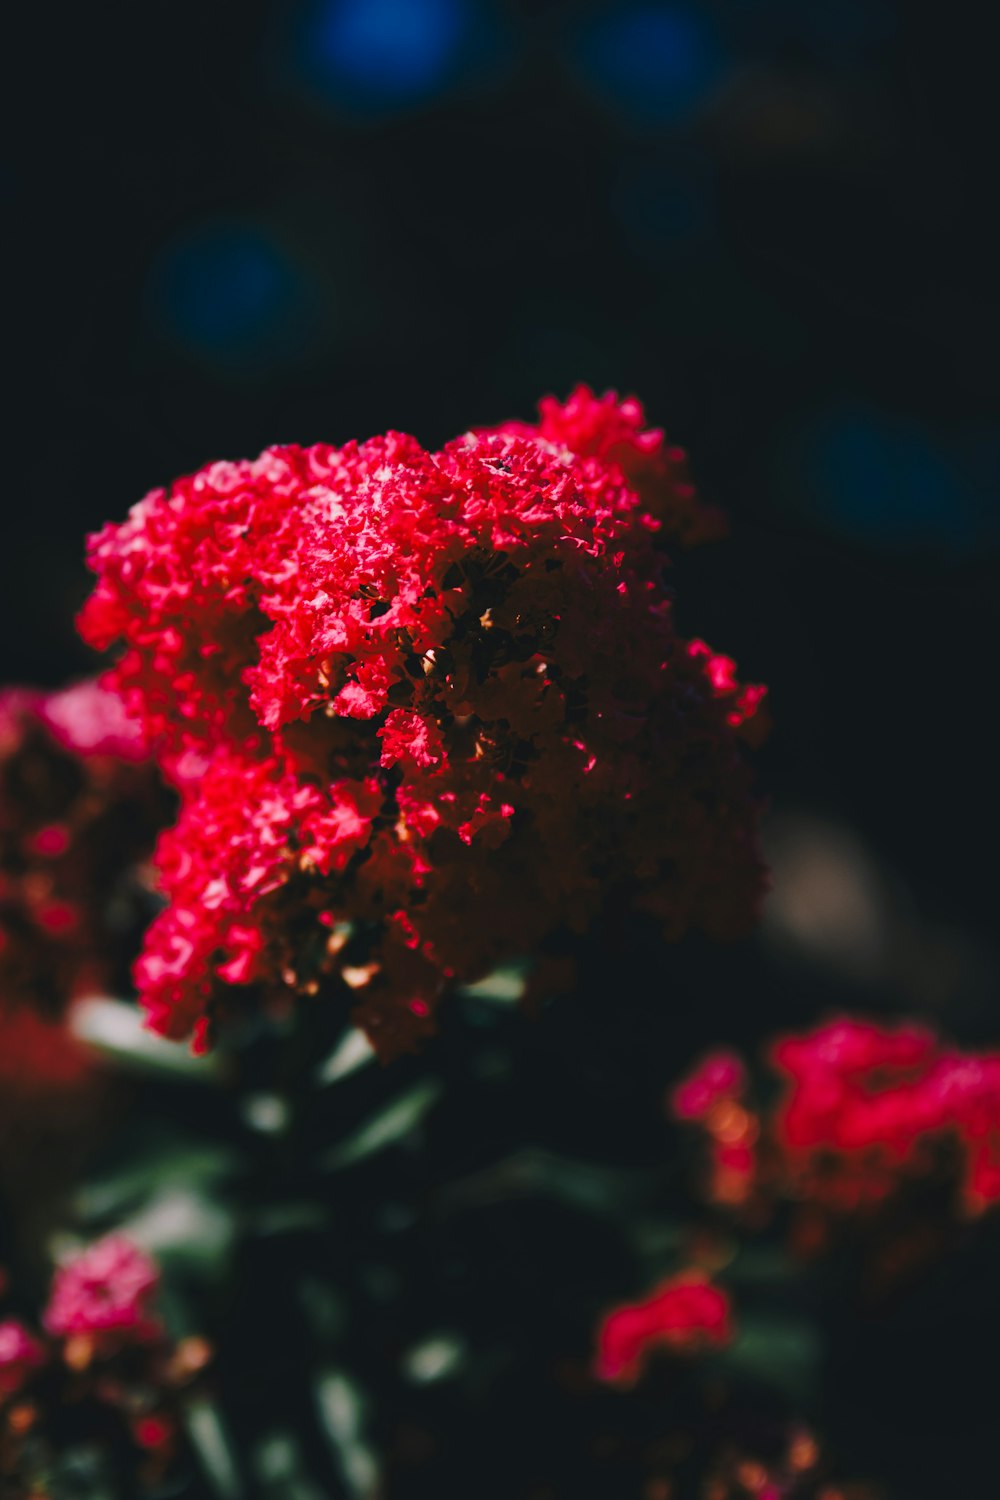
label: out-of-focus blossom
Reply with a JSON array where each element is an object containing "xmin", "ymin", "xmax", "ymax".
[
  {"xmin": 674, "ymin": 1016, "xmax": 1000, "ymax": 1219},
  {"xmin": 772, "ymin": 1017, "xmax": 1000, "ymax": 1213},
  {"xmin": 693, "ymin": 1423, "xmax": 876, "ymax": 1500},
  {"xmin": 0, "ymin": 1320, "xmax": 45, "ymax": 1398},
  {"xmin": 672, "ymin": 1049, "xmax": 746, "ymax": 1120},
  {"xmin": 595, "ymin": 1272, "xmax": 732, "ymax": 1383},
  {"xmin": 44, "ymin": 1234, "xmax": 159, "ymax": 1344},
  {"xmin": 0, "ymin": 681, "xmax": 169, "ymax": 1018},
  {"xmin": 0, "ymin": 1243, "xmax": 208, "ymax": 1492},
  {"xmin": 672, "ymin": 1048, "xmax": 758, "ymax": 1206},
  {"xmin": 37, "ymin": 678, "xmax": 149, "ymax": 762}
]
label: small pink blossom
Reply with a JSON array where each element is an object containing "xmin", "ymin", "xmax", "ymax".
[
  {"xmin": 0, "ymin": 1320, "xmax": 46, "ymax": 1396},
  {"xmin": 595, "ymin": 1274, "xmax": 732, "ymax": 1383},
  {"xmin": 44, "ymin": 1235, "xmax": 160, "ymax": 1342}
]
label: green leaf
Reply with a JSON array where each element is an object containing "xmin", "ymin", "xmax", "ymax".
[
  {"xmin": 439, "ymin": 1147, "xmax": 652, "ymax": 1218},
  {"xmin": 298, "ymin": 1277, "xmax": 348, "ymax": 1344},
  {"xmin": 242, "ymin": 1092, "xmax": 291, "ymax": 1135},
  {"xmin": 253, "ymin": 1431, "xmax": 329, "ymax": 1500},
  {"xmin": 316, "ymin": 1027, "xmax": 377, "ymax": 1086},
  {"xmin": 117, "ymin": 1186, "xmax": 235, "ymax": 1272},
  {"xmin": 250, "ymin": 1202, "xmax": 332, "ymax": 1237},
  {"xmin": 456, "ymin": 962, "xmax": 528, "ymax": 1005},
  {"xmin": 720, "ymin": 1312, "xmax": 822, "ymax": 1402},
  {"xmin": 185, "ymin": 1398, "xmax": 243, "ymax": 1500},
  {"xmin": 71, "ymin": 997, "xmax": 221, "ymax": 1081},
  {"xmin": 313, "ymin": 1370, "xmax": 379, "ymax": 1498},
  {"xmin": 401, "ymin": 1333, "xmax": 466, "ymax": 1384},
  {"xmin": 75, "ymin": 1140, "xmax": 239, "ymax": 1221},
  {"xmin": 725, "ymin": 1243, "xmax": 803, "ymax": 1286},
  {"xmin": 318, "ymin": 1079, "xmax": 442, "ymax": 1171},
  {"xmin": 52, "ymin": 1444, "xmax": 117, "ymax": 1500}
]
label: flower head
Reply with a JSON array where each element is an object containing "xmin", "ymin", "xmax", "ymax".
[
  {"xmin": 44, "ymin": 1235, "xmax": 159, "ymax": 1342},
  {"xmin": 0, "ymin": 1320, "xmax": 45, "ymax": 1398},
  {"xmin": 672, "ymin": 1050, "xmax": 746, "ymax": 1121},
  {"xmin": 772, "ymin": 1017, "xmax": 1000, "ymax": 1212},
  {"xmin": 80, "ymin": 394, "xmax": 766, "ymax": 1056},
  {"xmin": 675, "ymin": 1016, "xmax": 1000, "ymax": 1219},
  {"xmin": 1, "ymin": 1249, "xmax": 207, "ymax": 1492},
  {"xmin": 595, "ymin": 1273, "xmax": 732, "ymax": 1383}
]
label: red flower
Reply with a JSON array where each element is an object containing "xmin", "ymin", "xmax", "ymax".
[
  {"xmin": 671, "ymin": 1050, "xmax": 758, "ymax": 1206},
  {"xmin": 44, "ymin": 1235, "xmax": 159, "ymax": 1343},
  {"xmin": 672, "ymin": 1050, "xmax": 746, "ymax": 1121},
  {"xmin": 0, "ymin": 1320, "xmax": 45, "ymax": 1398},
  {"xmin": 595, "ymin": 1273, "xmax": 732, "ymax": 1383},
  {"xmin": 0, "ymin": 1250, "xmax": 208, "ymax": 1492},
  {"xmin": 772, "ymin": 1017, "xmax": 1000, "ymax": 1212},
  {"xmin": 675, "ymin": 1016, "xmax": 1000, "ymax": 1218},
  {"xmin": 132, "ymin": 1413, "xmax": 174, "ymax": 1450},
  {"xmin": 0, "ymin": 680, "xmax": 169, "ymax": 1021},
  {"xmin": 80, "ymin": 395, "xmax": 766, "ymax": 1056},
  {"xmin": 686, "ymin": 640, "xmax": 768, "ymax": 737},
  {"xmin": 37, "ymin": 677, "xmax": 149, "ymax": 762}
]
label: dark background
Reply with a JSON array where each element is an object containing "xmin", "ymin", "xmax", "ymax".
[
  {"xmin": 5, "ymin": 0, "xmax": 999, "ymax": 937},
  {"xmin": 3, "ymin": 2, "xmax": 1000, "ymax": 1492}
]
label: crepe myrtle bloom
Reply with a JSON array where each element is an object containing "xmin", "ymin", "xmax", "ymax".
[
  {"xmin": 80, "ymin": 388, "xmax": 767, "ymax": 1058},
  {"xmin": 0, "ymin": 1241, "xmax": 211, "ymax": 1491},
  {"xmin": 0, "ymin": 1320, "xmax": 46, "ymax": 1398},
  {"xmin": 44, "ymin": 1234, "xmax": 160, "ymax": 1345},
  {"xmin": 674, "ymin": 1017, "xmax": 1000, "ymax": 1217},
  {"xmin": 595, "ymin": 1272, "xmax": 733, "ymax": 1384}
]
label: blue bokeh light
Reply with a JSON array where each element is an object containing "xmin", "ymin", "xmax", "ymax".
[
  {"xmin": 302, "ymin": 0, "xmax": 468, "ymax": 106},
  {"xmin": 790, "ymin": 406, "xmax": 999, "ymax": 555},
  {"xmin": 146, "ymin": 222, "xmax": 325, "ymax": 377},
  {"xmin": 571, "ymin": 5, "xmax": 727, "ymax": 128}
]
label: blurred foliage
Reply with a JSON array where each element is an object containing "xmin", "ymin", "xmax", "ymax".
[{"xmin": 56, "ymin": 969, "xmax": 831, "ymax": 1498}]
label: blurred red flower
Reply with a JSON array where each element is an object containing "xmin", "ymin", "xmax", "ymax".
[{"xmin": 595, "ymin": 1272, "xmax": 732, "ymax": 1383}]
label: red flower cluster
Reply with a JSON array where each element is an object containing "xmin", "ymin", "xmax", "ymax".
[
  {"xmin": 674, "ymin": 1017, "xmax": 1000, "ymax": 1216},
  {"xmin": 773, "ymin": 1018, "xmax": 1000, "ymax": 1212},
  {"xmin": 0, "ymin": 681, "xmax": 168, "ymax": 1020},
  {"xmin": 0, "ymin": 1321, "xmax": 44, "ymax": 1400},
  {"xmin": 0, "ymin": 1238, "xmax": 210, "ymax": 1491},
  {"xmin": 44, "ymin": 1235, "xmax": 159, "ymax": 1345},
  {"xmin": 673, "ymin": 1050, "xmax": 746, "ymax": 1120},
  {"xmin": 594, "ymin": 1272, "xmax": 732, "ymax": 1384},
  {"xmin": 80, "ymin": 388, "xmax": 766, "ymax": 1057}
]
